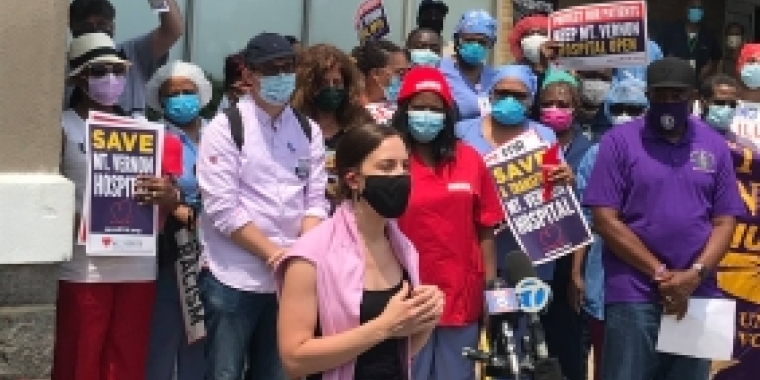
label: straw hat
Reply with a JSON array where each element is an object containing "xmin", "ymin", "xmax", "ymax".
[{"xmin": 68, "ymin": 32, "xmax": 129, "ymax": 77}]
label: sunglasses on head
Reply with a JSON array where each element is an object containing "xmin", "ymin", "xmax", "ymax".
[
  {"xmin": 712, "ymin": 99, "xmax": 738, "ymax": 108},
  {"xmin": 609, "ymin": 104, "xmax": 646, "ymax": 116},
  {"xmin": 87, "ymin": 63, "xmax": 127, "ymax": 78}
]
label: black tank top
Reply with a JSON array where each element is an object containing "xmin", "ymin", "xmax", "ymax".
[{"xmin": 308, "ymin": 273, "xmax": 407, "ymax": 380}]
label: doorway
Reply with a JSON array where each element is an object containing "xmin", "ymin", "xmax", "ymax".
[{"xmin": 725, "ymin": 0, "xmax": 759, "ymax": 41}]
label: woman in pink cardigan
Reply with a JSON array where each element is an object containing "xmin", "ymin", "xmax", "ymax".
[{"xmin": 277, "ymin": 123, "xmax": 444, "ymax": 380}]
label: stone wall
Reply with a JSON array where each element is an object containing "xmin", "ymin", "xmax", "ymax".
[{"xmin": 0, "ymin": 0, "xmax": 69, "ymax": 379}]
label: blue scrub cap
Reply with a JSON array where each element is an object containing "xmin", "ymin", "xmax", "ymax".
[
  {"xmin": 604, "ymin": 77, "xmax": 649, "ymax": 119},
  {"xmin": 490, "ymin": 65, "xmax": 538, "ymax": 99},
  {"xmin": 455, "ymin": 10, "xmax": 497, "ymax": 41}
]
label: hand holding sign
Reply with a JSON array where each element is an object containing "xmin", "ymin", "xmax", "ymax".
[{"xmin": 541, "ymin": 143, "xmax": 561, "ymax": 202}]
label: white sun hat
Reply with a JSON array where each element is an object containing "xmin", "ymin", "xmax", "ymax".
[
  {"xmin": 68, "ymin": 32, "xmax": 130, "ymax": 77},
  {"xmin": 145, "ymin": 60, "xmax": 213, "ymax": 112}
]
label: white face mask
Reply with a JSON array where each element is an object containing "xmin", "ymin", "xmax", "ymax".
[
  {"xmin": 581, "ymin": 79, "xmax": 612, "ymax": 106},
  {"xmin": 520, "ymin": 34, "xmax": 549, "ymax": 64},
  {"xmin": 611, "ymin": 114, "xmax": 634, "ymax": 125},
  {"xmin": 727, "ymin": 35, "xmax": 743, "ymax": 49},
  {"xmin": 688, "ymin": 32, "xmax": 697, "ymax": 39}
]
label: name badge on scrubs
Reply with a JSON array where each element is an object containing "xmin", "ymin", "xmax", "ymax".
[
  {"xmin": 689, "ymin": 59, "xmax": 696, "ymax": 68},
  {"xmin": 478, "ymin": 96, "xmax": 492, "ymax": 117},
  {"xmin": 295, "ymin": 157, "xmax": 310, "ymax": 180}
]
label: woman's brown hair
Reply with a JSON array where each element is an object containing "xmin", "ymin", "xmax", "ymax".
[
  {"xmin": 334, "ymin": 123, "xmax": 406, "ymax": 201},
  {"xmin": 292, "ymin": 44, "xmax": 369, "ymax": 127}
]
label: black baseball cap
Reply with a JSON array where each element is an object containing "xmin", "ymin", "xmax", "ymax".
[
  {"xmin": 646, "ymin": 57, "xmax": 696, "ymax": 89},
  {"xmin": 419, "ymin": 0, "xmax": 449, "ymax": 15},
  {"xmin": 244, "ymin": 32, "xmax": 295, "ymax": 65}
]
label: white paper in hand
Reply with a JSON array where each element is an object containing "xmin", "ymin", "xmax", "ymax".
[{"xmin": 656, "ymin": 298, "xmax": 736, "ymax": 361}]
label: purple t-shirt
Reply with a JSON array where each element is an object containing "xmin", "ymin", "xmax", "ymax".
[{"xmin": 582, "ymin": 115, "xmax": 745, "ymax": 303}]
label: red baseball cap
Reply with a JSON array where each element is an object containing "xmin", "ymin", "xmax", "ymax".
[{"xmin": 397, "ymin": 66, "xmax": 453, "ymax": 107}]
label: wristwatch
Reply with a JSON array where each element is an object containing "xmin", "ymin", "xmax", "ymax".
[{"xmin": 692, "ymin": 263, "xmax": 707, "ymax": 280}]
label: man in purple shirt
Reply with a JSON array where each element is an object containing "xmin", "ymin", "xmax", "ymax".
[
  {"xmin": 583, "ymin": 57, "xmax": 745, "ymax": 380},
  {"xmin": 196, "ymin": 32, "xmax": 328, "ymax": 380}
]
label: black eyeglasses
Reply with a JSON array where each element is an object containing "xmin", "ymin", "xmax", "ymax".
[
  {"xmin": 712, "ymin": 99, "xmax": 738, "ymax": 108},
  {"xmin": 87, "ymin": 63, "xmax": 127, "ymax": 78},
  {"xmin": 492, "ymin": 89, "xmax": 529, "ymax": 101},
  {"xmin": 609, "ymin": 104, "xmax": 646, "ymax": 116}
]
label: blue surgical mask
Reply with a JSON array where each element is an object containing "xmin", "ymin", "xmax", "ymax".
[
  {"xmin": 706, "ymin": 104, "xmax": 735, "ymax": 131},
  {"xmin": 163, "ymin": 93, "xmax": 201, "ymax": 125},
  {"xmin": 741, "ymin": 63, "xmax": 760, "ymax": 89},
  {"xmin": 410, "ymin": 49, "xmax": 441, "ymax": 67},
  {"xmin": 408, "ymin": 110, "xmax": 446, "ymax": 143},
  {"xmin": 458, "ymin": 42, "xmax": 488, "ymax": 65},
  {"xmin": 491, "ymin": 97, "xmax": 527, "ymax": 126},
  {"xmin": 259, "ymin": 73, "xmax": 296, "ymax": 105},
  {"xmin": 385, "ymin": 75, "xmax": 401, "ymax": 103},
  {"xmin": 687, "ymin": 7, "xmax": 704, "ymax": 23}
]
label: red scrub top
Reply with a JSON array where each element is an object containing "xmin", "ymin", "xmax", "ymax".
[{"xmin": 398, "ymin": 141, "xmax": 505, "ymax": 326}]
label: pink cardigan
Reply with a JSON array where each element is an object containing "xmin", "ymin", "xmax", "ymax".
[{"xmin": 277, "ymin": 202, "xmax": 421, "ymax": 380}]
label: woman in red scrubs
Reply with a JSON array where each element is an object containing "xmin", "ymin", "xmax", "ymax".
[{"xmin": 392, "ymin": 66, "xmax": 505, "ymax": 380}]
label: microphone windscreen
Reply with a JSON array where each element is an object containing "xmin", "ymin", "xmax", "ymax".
[{"xmin": 504, "ymin": 250, "xmax": 538, "ymax": 287}]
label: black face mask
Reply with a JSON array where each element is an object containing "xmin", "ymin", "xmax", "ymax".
[
  {"xmin": 361, "ymin": 175, "xmax": 411, "ymax": 219},
  {"xmin": 418, "ymin": 16, "xmax": 444, "ymax": 35}
]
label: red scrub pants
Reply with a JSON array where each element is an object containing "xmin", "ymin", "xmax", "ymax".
[{"xmin": 52, "ymin": 281, "xmax": 156, "ymax": 380}]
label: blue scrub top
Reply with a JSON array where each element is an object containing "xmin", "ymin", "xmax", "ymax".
[{"xmin": 440, "ymin": 57, "xmax": 497, "ymax": 122}]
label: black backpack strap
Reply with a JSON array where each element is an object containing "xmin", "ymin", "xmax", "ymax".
[
  {"xmin": 224, "ymin": 106, "xmax": 244, "ymax": 151},
  {"xmin": 293, "ymin": 110, "xmax": 312, "ymax": 143}
]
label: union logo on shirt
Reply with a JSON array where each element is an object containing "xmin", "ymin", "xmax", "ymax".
[{"xmin": 690, "ymin": 149, "xmax": 716, "ymax": 172}]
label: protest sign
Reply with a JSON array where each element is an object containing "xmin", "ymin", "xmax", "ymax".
[
  {"xmin": 548, "ymin": 0, "xmax": 648, "ymax": 70},
  {"xmin": 712, "ymin": 130, "xmax": 760, "ymax": 380},
  {"xmin": 175, "ymin": 228, "xmax": 206, "ymax": 342},
  {"xmin": 85, "ymin": 117, "xmax": 163, "ymax": 256},
  {"xmin": 487, "ymin": 132, "xmax": 592, "ymax": 265},
  {"xmin": 512, "ymin": 0, "xmax": 556, "ymax": 22},
  {"xmin": 78, "ymin": 113, "xmax": 141, "ymax": 245},
  {"xmin": 355, "ymin": 0, "xmax": 390, "ymax": 43},
  {"xmin": 731, "ymin": 102, "xmax": 760, "ymax": 147}
]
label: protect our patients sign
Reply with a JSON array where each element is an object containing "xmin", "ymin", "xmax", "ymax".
[
  {"xmin": 355, "ymin": 0, "xmax": 390, "ymax": 43},
  {"xmin": 486, "ymin": 131, "xmax": 593, "ymax": 265},
  {"xmin": 85, "ymin": 118, "xmax": 163, "ymax": 256},
  {"xmin": 548, "ymin": 0, "xmax": 648, "ymax": 70}
]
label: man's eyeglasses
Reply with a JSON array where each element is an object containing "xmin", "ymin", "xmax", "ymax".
[
  {"xmin": 256, "ymin": 61, "xmax": 296, "ymax": 77},
  {"xmin": 87, "ymin": 63, "xmax": 127, "ymax": 78}
]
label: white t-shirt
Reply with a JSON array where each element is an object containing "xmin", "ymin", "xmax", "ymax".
[{"xmin": 60, "ymin": 109, "xmax": 156, "ymax": 283}]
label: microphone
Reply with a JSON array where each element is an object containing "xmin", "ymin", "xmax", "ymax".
[
  {"xmin": 503, "ymin": 250, "xmax": 565, "ymax": 380},
  {"xmin": 484, "ymin": 277, "xmax": 522, "ymax": 379}
]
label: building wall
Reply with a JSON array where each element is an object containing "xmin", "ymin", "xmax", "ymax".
[{"xmin": 0, "ymin": 0, "xmax": 71, "ymax": 378}]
